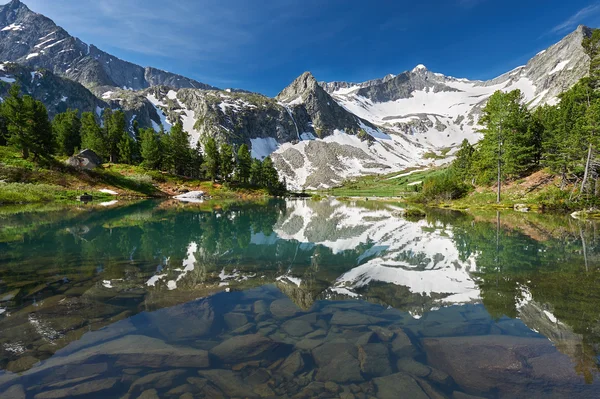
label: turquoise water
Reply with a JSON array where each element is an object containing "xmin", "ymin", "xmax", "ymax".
[{"xmin": 0, "ymin": 199, "xmax": 599, "ymax": 398}]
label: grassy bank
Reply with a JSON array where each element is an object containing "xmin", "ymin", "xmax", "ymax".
[
  {"xmin": 0, "ymin": 146, "xmax": 270, "ymax": 205},
  {"xmin": 316, "ymin": 167, "xmax": 435, "ymax": 198},
  {"xmin": 318, "ymin": 167, "xmax": 594, "ymax": 214}
]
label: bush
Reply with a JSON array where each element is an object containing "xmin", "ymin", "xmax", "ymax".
[{"xmin": 418, "ymin": 171, "xmax": 471, "ymax": 202}]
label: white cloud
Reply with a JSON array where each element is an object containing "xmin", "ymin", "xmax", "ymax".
[{"xmin": 550, "ymin": 3, "xmax": 600, "ymax": 34}]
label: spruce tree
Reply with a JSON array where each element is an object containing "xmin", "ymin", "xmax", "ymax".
[
  {"xmin": 118, "ymin": 129, "xmax": 134, "ymax": 164},
  {"xmin": 220, "ymin": 143, "xmax": 234, "ymax": 182},
  {"xmin": 1, "ymin": 84, "xmax": 31, "ymax": 158},
  {"xmin": 452, "ymin": 139, "xmax": 475, "ymax": 182},
  {"xmin": 105, "ymin": 109, "xmax": 126, "ymax": 163},
  {"xmin": 236, "ymin": 144, "xmax": 252, "ymax": 183},
  {"xmin": 262, "ymin": 156, "xmax": 279, "ymax": 189},
  {"xmin": 250, "ymin": 158, "xmax": 263, "ymax": 186},
  {"xmin": 80, "ymin": 112, "xmax": 106, "ymax": 159},
  {"xmin": 170, "ymin": 123, "xmax": 191, "ymax": 175},
  {"xmin": 1, "ymin": 85, "xmax": 53, "ymax": 159},
  {"xmin": 53, "ymin": 109, "xmax": 81, "ymax": 156},
  {"xmin": 476, "ymin": 89, "xmax": 532, "ymax": 202},
  {"xmin": 190, "ymin": 140, "xmax": 204, "ymax": 179},
  {"xmin": 140, "ymin": 128, "xmax": 162, "ymax": 169},
  {"xmin": 203, "ymin": 137, "xmax": 220, "ymax": 181}
]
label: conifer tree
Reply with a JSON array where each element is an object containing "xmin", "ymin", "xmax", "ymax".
[
  {"xmin": 80, "ymin": 112, "xmax": 106, "ymax": 159},
  {"xmin": 168, "ymin": 122, "xmax": 191, "ymax": 175},
  {"xmin": 118, "ymin": 129, "xmax": 135, "ymax": 164},
  {"xmin": 203, "ymin": 137, "xmax": 220, "ymax": 181},
  {"xmin": 236, "ymin": 144, "xmax": 252, "ymax": 183},
  {"xmin": 104, "ymin": 109, "xmax": 127, "ymax": 163},
  {"xmin": 53, "ymin": 109, "xmax": 81, "ymax": 156},
  {"xmin": 140, "ymin": 128, "xmax": 161, "ymax": 169},
  {"xmin": 1, "ymin": 85, "xmax": 53, "ymax": 159},
  {"xmin": 220, "ymin": 143, "xmax": 234, "ymax": 182},
  {"xmin": 476, "ymin": 90, "xmax": 532, "ymax": 202},
  {"xmin": 190, "ymin": 140, "xmax": 204, "ymax": 179},
  {"xmin": 250, "ymin": 158, "xmax": 263, "ymax": 186},
  {"xmin": 452, "ymin": 139, "xmax": 475, "ymax": 182},
  {"xmin": 262, "ymin": 156, "xmax": 279, "ymax": 189}
]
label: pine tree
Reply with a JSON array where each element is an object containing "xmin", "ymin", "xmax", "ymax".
[
  {"xmin": 190, "ymin": 140, "xmax": 204, "ymax": 179},
  {"xmin": 262, "ymin": 156, "xmax": 279, "ymax": 189},
  {"xmin": 0, "ymin": 112, "xmax": 7, "ymax": 146},
  {"xmin": 1, "ymin": 85, "xmax": 53, "ymax": 159},
  {"xmin": 80, "ymin": 112, "xmax": 106, "ymax": 159},
  {"xmin": 236, "ymin": 144, "xmax": 252, "ymax": 183},
  {"xmin": 452, "ymin": 139, "xmax": 475, "ymax": 182},
  {"xmin": 476, "ymin": 90, "xmax": 532, "ymax": 202},
  {"xmin": 220, "ymin": 143, "xmax": 234, "ymax": 182},
  {"xmin": 117, "ymin": 129, "xmax": 134, "ymax": 164},
  {"xmin": 53, "ymin": 109, "xmax": 81, "ymax": 156},
  {"xmin": 131, "ymin": 119, "xmax": 141, "ymax": 163},
  {"xmin": 203, "ymin": 137, "xmax": 220, "ymax": 181},
  {"xmin": 140, "ymin": 128, "xmax": 162, "ymax": 169},
  {"xmin": 28, "ymin": 97, "xmax": 54, "ymax": 160},
  {"xmin": 169, "ymin": 122, "xmax": 191, "ymax": 175},
  {"xmin": 104, "ymin": 109, "xmax": 126, "ymax": 163},
  {"xmin": 250, "ymin": 158, "xmax": 263, "ymax": 186}
]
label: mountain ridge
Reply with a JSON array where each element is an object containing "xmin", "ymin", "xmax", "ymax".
[
  {"xmin": 0, "ymin": 0, "xmax": 217, "ymax": 91},
  {"xmin": 0, "ymin": 0, "xmax": 594, "ymax": 190}
]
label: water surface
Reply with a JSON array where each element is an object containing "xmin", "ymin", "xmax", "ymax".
[{"xmin": 0, "ymin": 199, "xmax": 599, "ymax": 398}]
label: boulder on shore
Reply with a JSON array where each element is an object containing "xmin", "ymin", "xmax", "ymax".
[{"xmin": 65, "ymin": 149, "xmax": 102, "ymax": 170}]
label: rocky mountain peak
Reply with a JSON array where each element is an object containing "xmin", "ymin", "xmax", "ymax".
[
  {"xmin": 411, "ymin": 64, "xmax": 428, "ymax": 73},
  {"xmin": 276, "ymin": 71, "xmax": 319, "ymax": 103}
]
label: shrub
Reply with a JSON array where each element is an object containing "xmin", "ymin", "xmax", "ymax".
[{"xmin": 418, "ymin": 170, "xmax": 471, "ymax": 202}]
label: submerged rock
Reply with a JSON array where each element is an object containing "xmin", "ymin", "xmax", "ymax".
[
  {"xmin": 422, "ymin": 335, "xmax": 558, "ymax": 394},
  {"xmin": 210, "ymin": 333, "xmax": 284, "ymax": 364},
  {"xmin": 373, "ymin": 373, "xmax": 429, "ymax": 399},
  {"xmin": 34, "ymin": 378, "xmax": 118, "ymax": 399}
]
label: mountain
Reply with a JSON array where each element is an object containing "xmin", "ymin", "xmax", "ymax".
[
  {"xmin": 0, "ymin": 0, "xmax": 593, "ymax": 189},
  {"xmin": 0, "ymin": 0, "xmax": 216, "ymax": 91},
  {"xmin": 321, "ymin": 26, "xmax": 591, "ymax": 152}
]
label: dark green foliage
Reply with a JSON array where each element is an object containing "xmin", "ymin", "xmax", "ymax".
[
  {"xmin": 236, "ymin": 144, "xmax": 252, "ymax": 183},
  {"xmin": 104, "ymin": 109, "xmax": 127, "ymax": 163},
  {"xmin": 53, "ymin": 109, "xmax": 81, "ymax": 156},
  {"xmin": 419, "ymin": 170, "xmax": 471, "ymax": 202},
  {"xmin": 250, "ymin": 158, "xmax": 263, "ymax": 186},
  {"xmin": 80, "ymin": 112, "xmax": 106, "ymax": 160},
  {"xmin": 140, "ymin": 128, "xmax": 162, "ymax": 169},
  {"xmin": 452, "ymin": 139, "xmax": 475, "ymax": 181},
  {"xmin": 118, "ymin": 129, "xmax": 135, "ymax": 164},
  {"xmin": 168, "ymin": 123, "xmax": 191, "ymax": 175},
  {"xmin": 189, "ymin": 140, "xmax": 204, "ymax": 179},
  {"xmin": 203, "ymin": 137, "xmax": 220, "ymax": 182},
  {"xmin": 220, "ymin": 143, "xmax": 234, "ymax": 182},
  {"xmin": 1, "ymin": 84, "xmax": 54, "ymax": 159}
]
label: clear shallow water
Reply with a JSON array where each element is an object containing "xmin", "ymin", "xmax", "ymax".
[{"xmin": 0, "ymin": 199, "xmax": 599, "ymax": 398}]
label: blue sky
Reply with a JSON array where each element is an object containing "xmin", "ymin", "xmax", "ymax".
[{"xmin": 5, "ymin": 0, "xmax": 600, "ymax": 95}]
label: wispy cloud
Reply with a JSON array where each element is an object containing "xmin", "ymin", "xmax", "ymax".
[{"xmin": 550, "ymin": 3, "xmax": 600, "ymax": 34}]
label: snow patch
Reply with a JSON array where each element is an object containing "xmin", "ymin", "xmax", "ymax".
[
  {"xmin": 549, "ymin": 60, "xmax": 570, "ymax": 75},
  {"xmin": 251, "ymin": 137, "xmax": 279, "ymax": 160}
]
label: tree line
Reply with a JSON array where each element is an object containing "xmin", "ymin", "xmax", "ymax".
[
  {"xmin": 421, "ymin": 29, "xmax": 600, "ymax": 204},
  {"xmin": 0, "ymin": 84, "xmax": 286, "ymax": 193}
]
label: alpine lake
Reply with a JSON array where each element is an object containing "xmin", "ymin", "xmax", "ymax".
[{"xmin": 0, "ymin": 198, "xmax": 599, "ymax": 399}]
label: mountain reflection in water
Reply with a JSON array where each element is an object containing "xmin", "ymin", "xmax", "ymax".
[{"xmin": 0, "ymin": 199, "xmax": 599, "ymax": 398}]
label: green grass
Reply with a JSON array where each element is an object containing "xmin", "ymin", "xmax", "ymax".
[
  {"xmin": 0, "ymin": 182, "xmax": 115, "ymax": 205},
  {"xmin": 320, "ymin": 168, "xmax": 439, "ymax": 198},
  {"xmin": 0, "ymin": 146, "xmax": 272, "ymax": 204}
]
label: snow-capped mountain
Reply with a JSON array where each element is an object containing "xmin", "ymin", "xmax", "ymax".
[
  {"xmin": 0, "ymin": 0, "xmax": 216, "ymax": 91},
  {"xmin": 0, "ymin": 0, "xmax": 593, "ymax": 189},
  {"xmin": 320, "ymin": 26, "xmax": 590, "ymax": 153}
]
